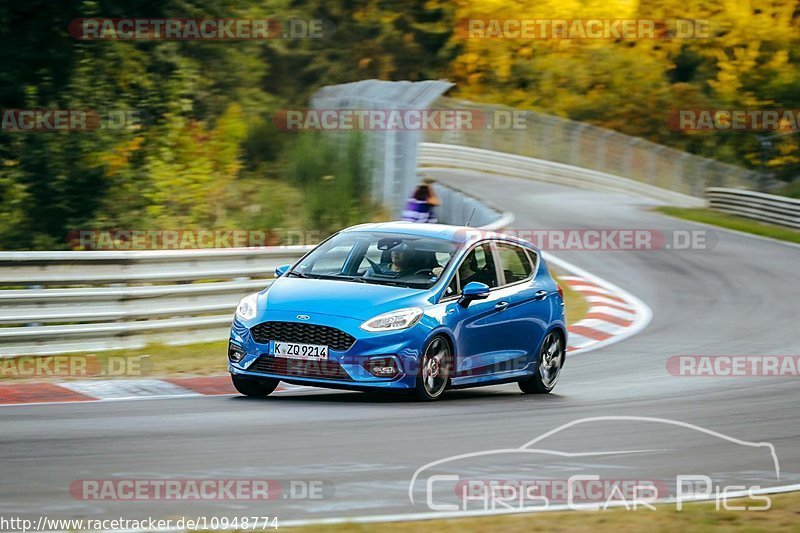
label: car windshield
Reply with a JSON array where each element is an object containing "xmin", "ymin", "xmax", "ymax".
[{"xmin": 289, "ymin": 231, "xmax": 460, "ymax": 289}]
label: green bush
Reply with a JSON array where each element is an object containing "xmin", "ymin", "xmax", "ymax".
[
  {"xmin": 781, "ymin": 180, "xmax": 800, "ymax": 199},
  {"xmin": 284, "ymin": 132, "xmax": 380, "ymax": 236}
]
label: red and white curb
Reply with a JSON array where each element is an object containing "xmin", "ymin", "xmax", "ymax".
[
  {"xmin": 0, "ymin": 255, "xmax": 650, "ymax": 406},
  {"xmin": 0, "ymin": 376, "xmax": 307, "ymax": 406},
  {"xmin": 545, "ymin": 252, "xmax": 652, "ymax": 356}
]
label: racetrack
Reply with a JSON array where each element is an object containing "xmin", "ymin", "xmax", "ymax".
[{"xmin": 1, "ymin": 171, "xmax": 799, "ymax": 523}]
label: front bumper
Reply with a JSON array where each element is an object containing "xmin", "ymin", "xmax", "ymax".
[{"xmin": 229, "ymin": 310, "xmax": 431, "ymax": 390}]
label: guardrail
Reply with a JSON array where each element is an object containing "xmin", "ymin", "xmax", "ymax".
[
  {"xmin": 418, "ymin": 143, "xmax": 705, "ymax": 208},
  {"xmin": 0, "ymin": 248, "xmax": 312, "ymax": 356},
  {"xmin": 0, "ymin": 247, "xmax": 312, "ymax": 286},
  {"xmin": 706, "ymin": 188, "xmax": 800, "ymax": 230}
]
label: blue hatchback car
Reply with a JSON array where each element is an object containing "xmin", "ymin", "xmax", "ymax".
[{"xmin": 228, "ymin": 222, "xmax": 567, "ymax": 401}]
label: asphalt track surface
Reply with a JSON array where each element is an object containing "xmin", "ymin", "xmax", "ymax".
[{"xmin": 2, "ymin": 171, "xmax": 799, "ymax": 523}]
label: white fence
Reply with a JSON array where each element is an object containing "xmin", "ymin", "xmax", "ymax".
[{"xmin": 706, "ymin": 188, "xmax": 800, "ymax": 230}]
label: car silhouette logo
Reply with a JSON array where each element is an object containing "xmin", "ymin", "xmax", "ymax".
[{"xmin": 296, "ymin": 314, "xmax": 311, "ymax": 320}]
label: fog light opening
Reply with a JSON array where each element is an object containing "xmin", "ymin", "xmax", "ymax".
[
  {"xmin": 365, "ymin": 357, "xmax": 400, "ymax": 378},
  {"xmin": 228, "ymin": 343, "xmax": 246, "ymax": 363}
]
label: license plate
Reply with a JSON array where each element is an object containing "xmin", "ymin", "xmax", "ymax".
[{"xmin": 271, "ymin": 340, "xmax": 329, "ymax": 360}]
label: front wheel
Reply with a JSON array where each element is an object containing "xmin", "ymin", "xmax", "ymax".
[
  {"xmin": 231, "ymin": 374, "xmax": 280, "ymax": 397},
  {"xmin": 414, "ymin": 336, "xmax": 452, "ymax": 401},
  {"xmin": 519, "ymin": 331, "xmax": 565, "ymax": 394}
]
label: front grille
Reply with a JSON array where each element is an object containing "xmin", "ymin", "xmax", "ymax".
[
  {"xmin": 250, "ymin": 321, "xmax": 356, "ymax": 352},
  {"xmin": 249, "ymin": 356, "xmax": 352, "ymax": 381}
]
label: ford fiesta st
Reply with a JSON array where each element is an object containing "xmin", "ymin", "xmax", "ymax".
[{"xmin": 228, "ymin": 222, "xmax": 567, "ymax": 401}]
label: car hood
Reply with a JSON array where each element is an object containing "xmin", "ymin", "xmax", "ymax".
[{"xmin": 258, "ymin": 277, "xmax": 432, "ymax": 321}]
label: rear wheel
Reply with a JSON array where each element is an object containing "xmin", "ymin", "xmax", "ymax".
[
  {"xmin": 519, "ymin": 331, "xmax": 564, "ymax": 394},
  {"xmin": 231, "ymin": 375, "xmax": 280, "ymax": 397},
  {"xmin": 415, "ymin": 336, "xmax": 452, "ymax": 401}
]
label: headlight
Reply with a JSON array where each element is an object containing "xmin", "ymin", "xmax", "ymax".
[
  {"xmin": 360, "ymin": 307, "xmax": 423, "ymax": 332},
  {"xmin": 235, "ymin": 292, "xmax": 259, "ymax": 321}
]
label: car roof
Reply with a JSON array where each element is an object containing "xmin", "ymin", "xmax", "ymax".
[{"xmin": 342, "ymin": 221, "xmax": 536, "ymax": 250}]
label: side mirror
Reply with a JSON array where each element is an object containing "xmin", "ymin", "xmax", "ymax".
[
  {"xmin": 275, "ymin": 264, "xmax": 291, "ymax": 277},
  {"xmin": 459, "ymin": 281, "xmax": 490, "ymax": 307}
]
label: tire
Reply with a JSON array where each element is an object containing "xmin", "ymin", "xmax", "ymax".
[
  {"xmin": 231, "ymin": 374, "xmax": 280, "ymax": 397},
  {"xmin": 519, "ymin": 331, "xmax": 565, "ymax": 394},
  {"xmin": 414, "ymin": 335, "xmax": 452, "ymax": 401}
]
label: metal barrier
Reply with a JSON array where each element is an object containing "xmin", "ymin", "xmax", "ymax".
[
  {"xmin": 0, "ymin": 248, "xmax": 312, "ymax": 356},
  {"xmin": 0, "ymin": 247, "xmax": 311, "ymax": 286},
  {"xmin": 426, "ymin": 97, "xmax": 765, "ymax": 196},
  {"xmin": 706, "ymin": 188, "xmax": 800, "ymax": 230},
  {"xmin": 418, "ymin": 142, "xmax": 705, "ymax": 207}
]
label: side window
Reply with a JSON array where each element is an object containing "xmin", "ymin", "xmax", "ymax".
[
  {"xmin": 496, "ymin": 243, "xmax": 533, "ymax": 285},
  {"xmin": 458, "ymin": 243, "xmax": 499, "ymax": 289}
]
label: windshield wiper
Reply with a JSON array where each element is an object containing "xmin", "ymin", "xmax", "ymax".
[
  {"xmin": 291, "ymin": 272, "xmax": 362, "ymax": 282},
  {"xmin": 290, "ymin": 271, "xmax": 421, "ymax": 288},
  {"xmin": 357, "ymin": 277, "xmax": 425, "ymax": 288},
  {"xmin": 352, "ymin": 276, "xmax": 389, "ymax": 285}
]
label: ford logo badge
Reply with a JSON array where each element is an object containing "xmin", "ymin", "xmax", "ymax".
[{"xmin": 296, "ymin": 314, "xmax": 310, "ymax": 320}]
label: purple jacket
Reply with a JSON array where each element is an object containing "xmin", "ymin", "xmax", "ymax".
[{"xmin": 401, "ymin": 198, "xmax": 438, "ymax": 223}]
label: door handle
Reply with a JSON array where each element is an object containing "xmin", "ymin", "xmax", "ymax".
[
  {"xmin": 495, "ymin": 301, "xmax": 509, "ymax": 311},
  {"xmin": 533, "ymin": 290, "xmax": 548, "ymax": 301}
]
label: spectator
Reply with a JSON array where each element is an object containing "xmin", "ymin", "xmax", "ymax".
[{"xmin": 401, "ymin": 178, "xmax": 441, "ymax": 223}]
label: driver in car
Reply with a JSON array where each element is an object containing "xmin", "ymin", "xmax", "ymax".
[
  {"xmin": 388, "ymin": 244, "xmax": 413, "ymax": 273},
  {"xmin": 373, "ymin": 244, "xmax": 444, "ymax": 278}
]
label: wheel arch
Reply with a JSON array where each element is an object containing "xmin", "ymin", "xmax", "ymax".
[
  {"xmin": 544, "ymin": 325, "xmax": 568, "ymax": 368},
  {"xmin": 425, "ymin": 328, "xmax": 456, "ymax": 363}
]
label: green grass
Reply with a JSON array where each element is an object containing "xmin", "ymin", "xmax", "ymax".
[
  {"xmin": 554, "ymin": 273, "xmax": 589, "ymax": 326},
  {"xmin": 1, "ymin": 279, "xmax": 589, "ymax": 384},
  {"xmin": 287, "ymin": 491, "xmax": 800, "ymax": 532},
  {"xmin": 656, "ymin": 207, "xmax": 800, "ymax": 245},
  {"xmin": 0, "ymin": 340, "xmax": 228, "ymax": 383}
]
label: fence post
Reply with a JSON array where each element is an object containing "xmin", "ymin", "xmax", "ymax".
[
  {"xmin": 595, "ymin": 130, "xmax": 615, "ymax": 173},
  {"xmin": 623, "ymin": 137, "xmax": 640, "ymax": 179},
  {"xmin": 569, "ymin": 123, "xmax": 587, "ymax": 167}
]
